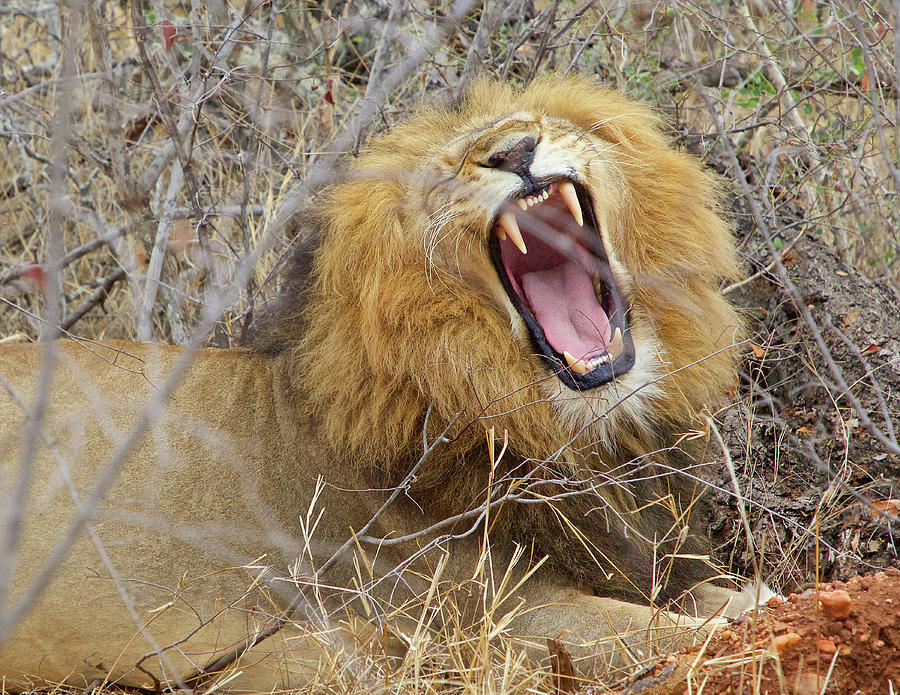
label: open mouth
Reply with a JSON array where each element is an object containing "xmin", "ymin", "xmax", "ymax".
[{"xmin": 488, "ymin": 180, "xmax": 636, "ymax": 390}]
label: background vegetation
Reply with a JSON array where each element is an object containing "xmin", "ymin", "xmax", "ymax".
[{"xmin": 2, "ymin": 0, "xmax": 896, "ymax": 345}]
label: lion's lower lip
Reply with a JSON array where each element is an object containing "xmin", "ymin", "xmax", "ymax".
[{"xmin": 489, "ymin": 180, "xmax": 635, "ymax": 388}]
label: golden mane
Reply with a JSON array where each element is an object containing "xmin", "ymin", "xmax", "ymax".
[{"xmin": 256, "ymin": 74, "xmax": 740, "ymax": 476}]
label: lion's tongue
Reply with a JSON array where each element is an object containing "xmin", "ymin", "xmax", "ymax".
[{"xmin": 520, "ymin": 260, "xmax": 610, "ymax": 358}]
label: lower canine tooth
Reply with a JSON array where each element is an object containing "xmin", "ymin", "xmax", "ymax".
[
  {"xmin": 563, "ymin": 351, "xmax": 591, "ymax": 375},
  {"xmin": 608, "ymin": 326, "xmax": 624, "ymax": 359}
]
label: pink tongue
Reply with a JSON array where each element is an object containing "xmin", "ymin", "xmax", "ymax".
[{"xmin": 520, "ymin": 261, "xmax": 611, "ymax": 358}]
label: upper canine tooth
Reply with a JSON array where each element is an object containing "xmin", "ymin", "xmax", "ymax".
[
  {"xmin": 498, "ymin": 211, "xmax": 527, "ymax": 254},
  {"xmin": 563, "ymin": 350, "xmax": 590, "ymax": 375},
  {"xmin": 608, "ymin": 326, "xmax": 624, "ymax": 359},
  {"xmin": 559, "ymin": 181, "xmax": 583, "ymax": 227},
  {"xmin": 517, "ymin": 199, "xmax": 528, "ymax": 211}
]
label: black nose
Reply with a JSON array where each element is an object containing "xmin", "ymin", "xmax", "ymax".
[{"xmin": 486, "ymin": 136, "xmax": 536, "ymax": 175}]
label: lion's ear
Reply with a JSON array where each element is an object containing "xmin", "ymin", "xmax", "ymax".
[
  {"xmin": 455, "ymin": 76, "xmax": 517, "ymax": 119},
  {"xmin": 606, "ymin": 130, "xmax": 739, "ymax": 285}
]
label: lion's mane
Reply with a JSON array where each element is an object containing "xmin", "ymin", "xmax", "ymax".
[{"xmin": 252, "ymin": 74, "xmax": 741, "ymax": 602}]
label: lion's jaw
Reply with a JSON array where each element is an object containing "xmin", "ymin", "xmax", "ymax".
[{"xmin": 423, "ymin": 114, "xmax": 665, "ymax": 435}]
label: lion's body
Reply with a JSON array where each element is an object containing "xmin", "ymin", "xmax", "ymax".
[
  {"xmin": 0, "ymin": 343, "xmax": 330, "ymax": 687},
  {"xmin": 1, "ymin": 76, "xmax": 747, "ymax": 690}
]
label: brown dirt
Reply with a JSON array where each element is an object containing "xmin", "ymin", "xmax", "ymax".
[
  {"xmin": 710, "ymin": 213, "xmax": 900, "ymax": 590},
  {"xmin": 621, "ymin": 570, "xmax": 900, "ymax": 695}
]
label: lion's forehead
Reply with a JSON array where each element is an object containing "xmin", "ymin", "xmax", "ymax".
[
  {"xmin": 440, "ymin": 110, "xmax": 539, "ymax": 152},
  {"xmin": 435, "ymin": 112, "xmax": 602, "ymax": 170}
]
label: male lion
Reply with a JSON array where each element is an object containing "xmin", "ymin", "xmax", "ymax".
[{"xmin": 0, "ymin": 75, "xmax": 749, "ymax": 691}]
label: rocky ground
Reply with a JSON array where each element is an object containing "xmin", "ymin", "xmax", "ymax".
[{"xmin": 620, "ymin": 570, "xmax": 900, "ymax": 695}]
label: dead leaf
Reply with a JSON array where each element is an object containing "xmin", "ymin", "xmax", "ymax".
[
  {"xmin": 168, "ymin": 218, "xmax": 194, "ymax": 255},
  {"xmin": 870, "ymin": 499, "xmax": 900, "ymax": 519},
  {"xmin": 161, "ymin": 20, "xmax": 176, "ymax": 51},
  {"xmin": 782, "ymin": 248, "xmax": 800, "ymax": 266},
  {"xmin": 547, "ymin": 639, "xmax": 578, "ymax": 695},
  {"xmin": 749, "ymin": 342, "xmax": 766, "ymax": 358},
  {"xmin": 23, "ymin": 265, "xmax": 46, "ymax": 291}
]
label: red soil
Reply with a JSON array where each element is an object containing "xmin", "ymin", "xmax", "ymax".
[{"xmin": 621, "ymin": 570, "xmax": 900, "ymax": 695}]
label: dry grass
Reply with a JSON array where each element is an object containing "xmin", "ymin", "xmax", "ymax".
[{"xmin": 1, "ymin": 0, "xmax": 898, "ymax": 693}]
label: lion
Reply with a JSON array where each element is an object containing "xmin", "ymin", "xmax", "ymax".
[{"xmin": 0, "ymin": 75, "xmax": 750, "ymax": 691}]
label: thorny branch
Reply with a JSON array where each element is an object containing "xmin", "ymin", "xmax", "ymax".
[{"xmin": 0, "ymin": 0, "xmax": 81, "ymax": 623}]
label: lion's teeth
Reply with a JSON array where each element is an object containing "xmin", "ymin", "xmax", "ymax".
[
  {"xmin": 517, "ymin": 190, "xmax": 552, "ymax": 210},
  {"xmin": 563, "ymin": 350, "xmax": 591, "ymax": 375},
  {"xmin": 559, "ymin": 181, "xmax": 583, "ymax": 227},
  {"xmin": 498, "ymin": 211, "xmax": 527, "ymax": 254},
  {"xmin": 608, "ymin": 326, "xmax": 624, "ymax": 359}
]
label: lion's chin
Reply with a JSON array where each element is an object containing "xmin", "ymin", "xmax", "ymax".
[
  {"xmin": 489, "ymin": 180, "xmax": 635, "ymax": 390},
  {"xmin": 541, "ymin": 317, "xmax": 666, "ymax": 436}
]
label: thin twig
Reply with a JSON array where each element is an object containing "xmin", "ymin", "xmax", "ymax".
[
  {"xmin": 0, "ymin": 226, "xmax": 125, "ymax": 286},
  {"xmin": 60, "ymin": 268, "xmax": 126, "ymax": 332},
  {"xmin": 703, "ymin": 413, "xmax": 760, "ymax": 581},
  {"xmin": 722, "ymin": 228, "xmax": 804, "ymax": 296},
  {"xmin": 137, "ymin": 160, "xmax": 183, "ymax": 340},
  {"xmin": 824, "ymin": 316, "xmax": 897, "ymax": 445}
]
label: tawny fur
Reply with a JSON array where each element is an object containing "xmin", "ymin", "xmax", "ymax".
[{"xmin": 0, "ymin": 75, "xmax": 744, "ymax": 691}]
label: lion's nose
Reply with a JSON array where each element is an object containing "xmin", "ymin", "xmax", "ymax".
[{"xmin": 485, "ymin": 136, "xmax": 537, "ymax": 175}]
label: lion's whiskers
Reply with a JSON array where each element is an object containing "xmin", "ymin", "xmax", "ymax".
[{"xmin": 423, "ymin": 203, "xmax": 460, "ymax": 282}]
